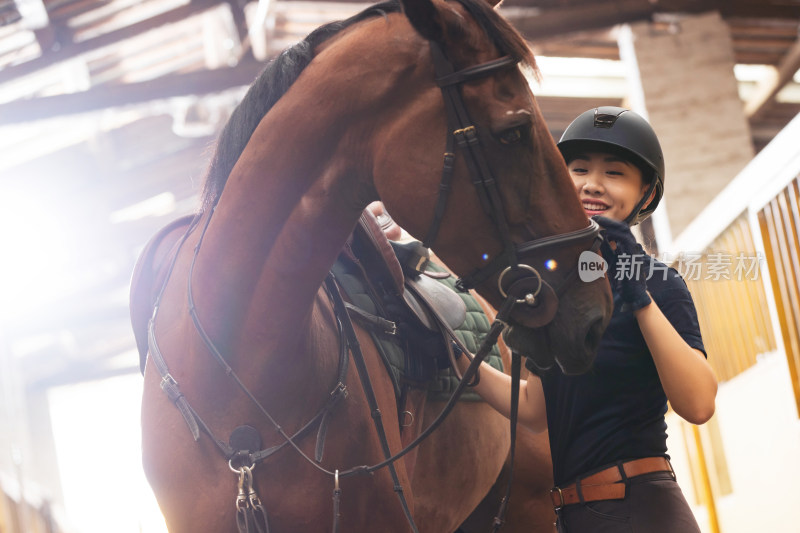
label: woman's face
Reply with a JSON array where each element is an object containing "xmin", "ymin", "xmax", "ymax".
[{"xmin": 567, "ymin": 151, "xmax": 650, "ymax": 222}]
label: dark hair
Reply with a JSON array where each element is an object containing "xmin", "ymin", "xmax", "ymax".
[{"xmin": 200, "ymin": 1, "xmax": 404, "ymax": 210}]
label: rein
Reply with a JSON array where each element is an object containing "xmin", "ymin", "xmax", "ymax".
[{"xmin": 146, "ymin": 38, "xmax": 601, "ymax": 533}]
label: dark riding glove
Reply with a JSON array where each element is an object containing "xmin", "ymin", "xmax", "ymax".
[{"xmin": 592, "ymin": 216, "xmax": 652, "ymax": 311}]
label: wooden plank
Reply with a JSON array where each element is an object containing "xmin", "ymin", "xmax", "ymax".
[
  {"xmin": 226, "ymin": 0, "xmax": 251, "ymax": 44},
  {"xmin": 744, "ymin": 37, "xmax": 800, "ymax": 119},
  {"xmin": 0, "ymin": 58, "xmax": 264, "ymax": 124},
  {"xmin": 502, "ymin": 0, "xmax": 722, "ymax": 41},
  {"xmin": 720, "ymin": 1, "xmax": 800, "ymax": 19},
  {"xmin": 0, "ymin": 0, "xmax": 223, "ymax": 85},
  {"xmin": 729, "ymin": 21, "xmax": 800, "ymax": 35}
]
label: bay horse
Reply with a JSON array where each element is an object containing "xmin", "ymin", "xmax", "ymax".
[{"xmin": 135, "ymin": 0, "xmax": 613, "ymax": 530}]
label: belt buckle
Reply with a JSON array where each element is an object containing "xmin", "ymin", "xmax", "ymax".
[
  {"xmin": 666, "ymin": 458, "xmax": 676, "ymax": 481},
  {"xmin": 550, "ymin": 486, "xmax": 565, "ymax": 510}
]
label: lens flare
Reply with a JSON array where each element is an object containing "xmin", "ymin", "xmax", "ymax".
[
  {"xmin": 482, "ymin": 253, "xmax": 489, "ymax": 261},
  {"xmin": 545, "ymin": 259, "xmax": 558, "ymax": 271}
]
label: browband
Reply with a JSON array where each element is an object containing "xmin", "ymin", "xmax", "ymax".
[{"xmin": 435, "ymin": 55, "xmax": 517, "ymax": 87}]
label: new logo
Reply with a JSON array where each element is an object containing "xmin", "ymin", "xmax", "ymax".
[{"xmin": 578, "ymin": 251, "xmax": 608, "ymax": 282}]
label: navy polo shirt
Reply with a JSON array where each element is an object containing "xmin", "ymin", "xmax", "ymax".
[{"xmin": 527, "ymin": 251, "xmax": 706, "ymax": 486}]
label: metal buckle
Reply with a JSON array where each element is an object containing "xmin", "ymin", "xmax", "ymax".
[
  {"xmin": 331, "ymin": 382, "xmax": 348, "ymax": 399},
  {"xmin": 161, "ymin": 373, "xmax": 178, "ymax": 388},
  {"xmin": 666, "ymin": 458, "xmax": 676, "ymax": 481},
  {"xmin": 550, "ymin": 487, "xmax": 565, "ymax": 510},
  {"xmin": 453, "ymin": 125, "xmax": 476, "ymax": 137}
]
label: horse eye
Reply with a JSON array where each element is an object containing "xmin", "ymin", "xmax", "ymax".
[{"xmin": 499, "ymin": 127, "xmax": 523, "ymax": 145}]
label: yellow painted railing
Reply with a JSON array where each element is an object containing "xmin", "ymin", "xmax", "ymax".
[
  {"xmin": 757, "ymin": 176, "xmax": 800, "ymax": 417},
  {"xmin": 676, "ymin": 214, "xmax": 776, "ymax": 382}
]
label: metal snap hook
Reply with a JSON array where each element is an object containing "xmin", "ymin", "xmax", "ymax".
[{"xmin": 229, "ymin": 454, "xmax": 256, "ymax": 474}]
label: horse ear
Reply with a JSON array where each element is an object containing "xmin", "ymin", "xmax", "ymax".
[{"xmin": 402, "ymin": 0, "xmax": 444, "ymax": 41}]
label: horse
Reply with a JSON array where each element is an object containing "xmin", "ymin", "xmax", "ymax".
[{"xmin": 133, "ymin": 0, "xmax": 613, "ymax": 529}]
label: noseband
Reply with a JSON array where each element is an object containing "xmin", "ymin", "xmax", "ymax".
[{"xmin": 423, "ymin": 41, "xmax": 601, "ymax": 313}]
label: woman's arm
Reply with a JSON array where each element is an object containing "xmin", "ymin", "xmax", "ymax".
[
  {"xmin": 594, "ymin": 216, "xmax": 718, "ymax": 425},
  {"xmin": 454, "ymin": 355, "xmax": 548, "ymax": 433},
  {"xmin": 635, "ymin": 300, "xmax": 718, "ymax": 424}
]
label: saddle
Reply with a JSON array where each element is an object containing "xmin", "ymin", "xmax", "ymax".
[
  {"xmin": 332, "ymin": 210, "xmax": 502, "ymax": 400},
  {"xmin": 344, "ymin": 210, "xmax": 467, "ymax": 333}
]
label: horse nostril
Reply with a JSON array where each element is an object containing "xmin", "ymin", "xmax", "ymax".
[{"xmin": 584, "ymin": 316, "xmax": 606, "ymax": 354}]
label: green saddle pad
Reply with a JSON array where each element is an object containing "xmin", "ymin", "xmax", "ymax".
[{"xmin": 332, "ymin": 256, "xmax": 504, "ymax": 403}]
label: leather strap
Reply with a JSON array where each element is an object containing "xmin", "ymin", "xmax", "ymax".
[
  {"xmin": 435, "ymin": 55, "xmax": 516, "ymax": 87},
  {"xmin": 550, "ymin": 457, "xmax": 674, "ymax": 508},
  {"xmin": 550, "ymin": 482, "xmax": 626, "ymax": 508}
]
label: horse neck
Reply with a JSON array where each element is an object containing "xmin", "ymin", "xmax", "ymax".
[
  {"xmin": 191, "ymin": 175, "xmax": 363, "ymax": 361},
  {"xmin": 188, "ymin": 41, "xmax": 414, "ymax": 362}
]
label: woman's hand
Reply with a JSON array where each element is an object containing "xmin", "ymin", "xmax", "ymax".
[{"xmin": 593, "ymin": 216, "xmax": 652, "ymax": 311}]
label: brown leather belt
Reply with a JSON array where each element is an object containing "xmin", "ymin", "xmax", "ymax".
[{"xmin": 550, "ymin": 457, "xmax": 674, "ymax": 509}]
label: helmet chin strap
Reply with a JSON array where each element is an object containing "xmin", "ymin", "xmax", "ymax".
[{"xmin": 624, "ymin": 180, "xmax": 657, "ymax": 226}]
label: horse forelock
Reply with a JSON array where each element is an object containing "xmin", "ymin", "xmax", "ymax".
[{"xmin": 449, "ymin": 0, "xmax": 537, "ymax": 74}]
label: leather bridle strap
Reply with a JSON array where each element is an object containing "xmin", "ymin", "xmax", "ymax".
[
  {"xmin": 457, "ymin": 218, "xmax": 602, "ymax": 292},
  {"xmin": 423, "ymin": 41, "xmax": 603, "ymax": 303},
  {"xmin": 148, "ymin": 208, "xmax": 351, "ymax": 468},
  {"xmin": 436, "ymin": 55, "xmax": 518, "ymax": 87},
  {"xmin": 423, "ymin": 41, "xmax": 519, "ymax": 274},
  {"xmin": 492, "ymin": 350, "xmax": 522, "ymax": 532},
  {"xmin": 323, "ymin": 275, "xmax": 420, "ymax": 533}
]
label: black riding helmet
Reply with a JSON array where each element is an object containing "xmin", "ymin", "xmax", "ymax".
[{"xmin": 557, "ymin": 106, "xmax": 665, "ymax": 225}]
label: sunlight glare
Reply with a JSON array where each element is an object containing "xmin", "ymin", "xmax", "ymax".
[
  {"xmin": 48, "ymin": 374, "xmax": 167, "ymax": 533},
  {"xmin": 0, "ymin": 191, "xmax": 77, "ymax": 317}
]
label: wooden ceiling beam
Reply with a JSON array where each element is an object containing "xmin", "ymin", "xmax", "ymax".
[
  {"xmin": 226, "ymin": 0, "xmax": 251, "ymax": 44},
  {"xmin": 719, "ymin": 2, "xmax": 800, "ymax": 19},
  {"xmin": 503, "ymin": 0, "xmax": 799, "ymax": 42},
  {"xmin": 744, "ymin": 37, "xmax": 800, "ymax": 119},
  {"xmin": 503, "ymin": 0, "xmax": 721, "ymax": 41},
  {"xmin": 0, "ymin": 58, "xmax": 265, "ymax": 124},
  {"xmin": 0, "ymin": 0, "xmax": 224, "ymax": 85}
]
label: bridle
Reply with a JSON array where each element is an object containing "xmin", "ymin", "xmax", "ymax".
[
  {"xmin": 146, "ymin": 37, "xmax": 604, "ymax": 533},
  {"xmin": 424, "ymin": 41, "xmax": 601, "ymax": 319},
  {"xmin": 417, "ymin": 40, "xmax": 603, "ymax": 531}
]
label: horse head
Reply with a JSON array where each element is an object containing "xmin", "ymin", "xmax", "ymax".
[{"xmin": 369, "ymin": 0, "xmax": 613, "ymax": 375}]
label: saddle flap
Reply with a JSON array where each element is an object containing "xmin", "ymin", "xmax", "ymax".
[
  {"xmin": 404, "ymin": 273, "xmax": 467, "ymax": 331},
  {"xmin": 130, "ymin": 214, "xmax": 196, "ymax": 373}
]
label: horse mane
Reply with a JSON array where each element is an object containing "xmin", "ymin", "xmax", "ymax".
[
  {"xmin": 200, "ymin": 1, "xmax": 402, "ymax": 209},
  {"xmin": 199, "ymin": 0, "xmax": 537, "ymax": 210}
]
